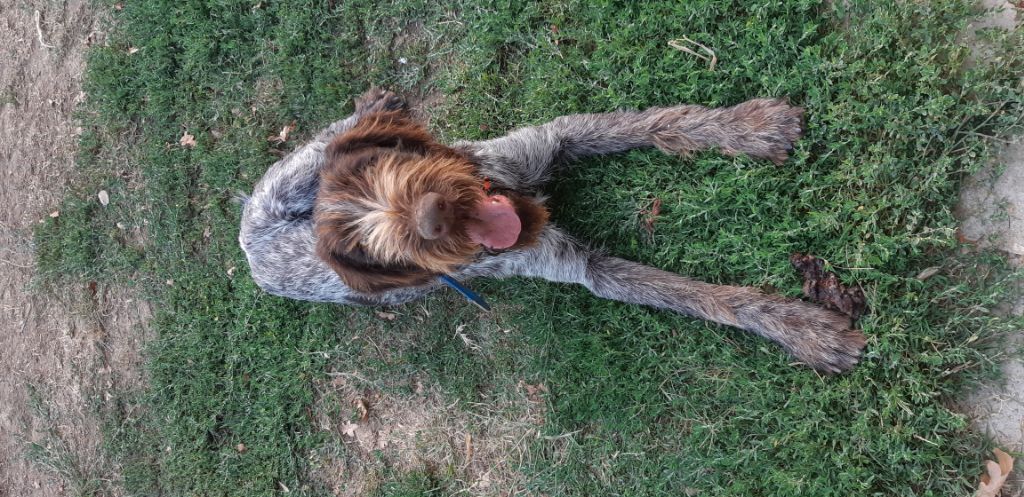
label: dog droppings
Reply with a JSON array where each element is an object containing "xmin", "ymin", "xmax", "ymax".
[{"xmin": 790, "ymin": 253, "xmax": 867, "ymax": 320}]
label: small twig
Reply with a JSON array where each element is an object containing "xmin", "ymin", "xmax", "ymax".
[
  {"xmin": 35, "ymin": 11, "xmax": 56, "ymax": 49},
  {"xmin": 0, "ymin": 258, "xmax": 32, "ymax": 269},
  {"xmin": 541, "ymin": 429, "xmax": 583, "ymax": 440},
  {"xmin": 668, "ymin": 36, "xmax": 717, "ymax": 70}
]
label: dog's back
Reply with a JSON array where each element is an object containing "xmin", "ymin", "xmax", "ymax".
[{"xmin": 238, "ymin": 146, "xmax": 356, "ymax": 304}]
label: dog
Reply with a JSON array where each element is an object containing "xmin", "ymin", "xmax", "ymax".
[{"xmin": 239, "ymin": 89, "xmax": 866, "ymax": 373}]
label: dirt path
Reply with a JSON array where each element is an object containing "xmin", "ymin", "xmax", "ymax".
[
  {"xmin": 956, "ymin": 2, "xmax": 1024, "ymax": 491},
  {"xmin": 958, "ymin": 134, "xmax": 1024, "ymax": 456},
  {"xmin": 0, "ymin": 1, "xmax": 149, "ymax": 496}
]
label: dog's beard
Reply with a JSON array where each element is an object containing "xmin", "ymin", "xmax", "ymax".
[
  {"xmin": 374, "ymin": 189, "xmax": 548, "ymax": 274},
  {"xmin": 365, "ymin": 159, "xmax": 484, "ymax": 274}
]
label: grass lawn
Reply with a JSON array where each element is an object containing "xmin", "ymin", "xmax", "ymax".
[{"xmin": 35, "ymin": 0, "xmax": 1023, "ymax": 495}]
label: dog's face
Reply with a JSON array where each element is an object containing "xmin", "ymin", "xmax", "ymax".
[{"xmin": 314, "ymin": 111, "xmax": 548, "ymax": 293}]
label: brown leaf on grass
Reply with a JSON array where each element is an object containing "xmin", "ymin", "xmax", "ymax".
[
  {"xmin": 375, "ymin": 311, "xmax": 396, "ymax": 321},
  {"xmin": 641, "ymin": 197, "xmax": 662, "ymax": 237},
  {"xmin": 790, "ymin": 253, "xmax": 867, "ymax": 320},
  {"xmin": 356, "ymin": 398, "xmax": 370, "ymax": 422},
  {"xmin": 522, "ymin": 381, "xmax": 548, "ymax": 403},
  {"xmin": 49, "ymin": 210, "xmax": 59, "ymax": 218},
  {"xmin": 179, "ymin": 131, "xmax": 197, "ymax": 148},
  {"xmin": 957, "ymin": 229, "xmax": 979, "ymax": 246},
  {"xmin": 340, "ymin": 422, "xmax": 358, "ymax": 437},
  {"xmin": 976, "ymin": 448, "xmax": 1014, "ymax": 497},
  {"xmin": 268, "ymin": 121, "xmax": 296, "ymax": 144},
  {"xmin": 235, "ymin": 443, "xmax": 247, "ymax": 453},
  {"xmin": 97, "ymin": 190, "xmax": 110, "ymax": 206}
]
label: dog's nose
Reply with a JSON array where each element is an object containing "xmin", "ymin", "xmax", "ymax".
[{"xmin": 415, "ymin": 192, "xmax": 453, "ymax": 240}]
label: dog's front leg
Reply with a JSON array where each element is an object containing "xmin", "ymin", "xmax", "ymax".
[
  {"xmin": 457, "ymin": 98, "xmax": 803, "ymax": 190},
  {"xmin": 489, "ymin": 227, "xmax": 865, "ymax": 373}
]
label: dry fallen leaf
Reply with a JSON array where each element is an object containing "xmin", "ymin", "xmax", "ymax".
[
  {"xmin": 268, "ymin": 121, "xmax": 297, "ymax": 144},
  {"xmin": 97, "ymin": 190, "xmax": 110, "ymax": 206},
  {"xmin": 356, "ymin": 398, "xmax": 370, "ymax": 422},
  {"xmin": 375, "ymin": 311, "xmax": 396, "ymax": 321},
  {"xmin": 916, "ymin": 266, "xmax": 941, "ymax": 281},
  {"xmin": 340, "ymin": 422, "xmax": 358, "ymax": 437},
  {"xmin": 235, "ymin": 443, "xmax": 247, "ymax": 453},
  {"xmin": 522, "ymin": 381, "xmax": 548, "ymax": 403},
  {"xmin": 957, "ymin": 229, "xmax": 979, "ymax": 246},
  {"xmin": 49, "ymin": 210, "xmax": 59, "ymax": 218},
  {"xmin": 127, "ymin": 46, "xmax": 139, "ymax": 55},
  {"xmin": 976, "ymin": 448, "xmax": 1014, "ymax": 497},
  {"xmin": 642, "ymin": 197, "xmax": 662, "ymax": 237},
  {"xmin": 179, "ymin": 131, "xmax": 197, "ymax": 148}
]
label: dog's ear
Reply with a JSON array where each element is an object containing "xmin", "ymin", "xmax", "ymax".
[{"xmin": 315, "ymin": 218, "xmax": 434, "ymax": 294}]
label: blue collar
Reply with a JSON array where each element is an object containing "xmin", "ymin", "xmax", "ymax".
[{"xmin": 438, "ymin": 275, "xmax": 491, "ymax": 311}]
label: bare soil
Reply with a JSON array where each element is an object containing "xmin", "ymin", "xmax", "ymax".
[
  {"xmin": 310, "ymin": 371, "xmax": 548, "ymax": 497},
  {"xmin": 0, "ymin": 1, "xmax": 149, "ymax": 496}
]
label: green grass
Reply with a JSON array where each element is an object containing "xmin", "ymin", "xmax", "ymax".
[{"xmin": 34, "ymin": 0, "xmax": 1024, "ymax": 496}]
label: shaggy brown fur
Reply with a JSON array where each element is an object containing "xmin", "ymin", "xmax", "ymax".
[
  {"xmin": 315, "ymin": 110, "xmax": 547, "ymax": 293},
  {"xmin": 241, "ymin": 88, "xmax": 866, "ymax": 373}
]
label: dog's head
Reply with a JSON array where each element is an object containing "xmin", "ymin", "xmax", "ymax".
[{"xmin": 315, "ymin": 111, "xmax": 548, "ymax": 293}]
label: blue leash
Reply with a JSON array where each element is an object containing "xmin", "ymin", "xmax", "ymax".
[{"xmin": 439, "ymin": 275, "xmax": 491, "ymax": 311}]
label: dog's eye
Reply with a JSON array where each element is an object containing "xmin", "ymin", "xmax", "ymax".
[{"xmin": 436, "ymin": 200, "xmax": 446, "ymax": 211}]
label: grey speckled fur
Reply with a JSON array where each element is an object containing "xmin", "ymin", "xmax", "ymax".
[{"xmin": 239, "ymin": 90, "xmax": 866, "ymax": 372}]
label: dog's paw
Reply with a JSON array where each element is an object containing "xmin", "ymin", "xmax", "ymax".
[
  {"xmin": 779, "ymin": 303, "xmax": 866, "ymax": 374},
  {"xmin": 721, "ymin": 98, "xmax": 804, "ymax": 165},
  {"xmin": 355, "ymin": 88, "xmax": 406, "ymax": 115}
]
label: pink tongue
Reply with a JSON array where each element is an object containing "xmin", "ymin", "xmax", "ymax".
[{"xmin": 466, "ymin": 195, "xmax": 521, "ymax": 250}]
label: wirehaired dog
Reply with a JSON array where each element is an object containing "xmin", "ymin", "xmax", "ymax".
[{"xmin": 239, "ymin": 89, "xmax": 866, "ymax": 373}]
